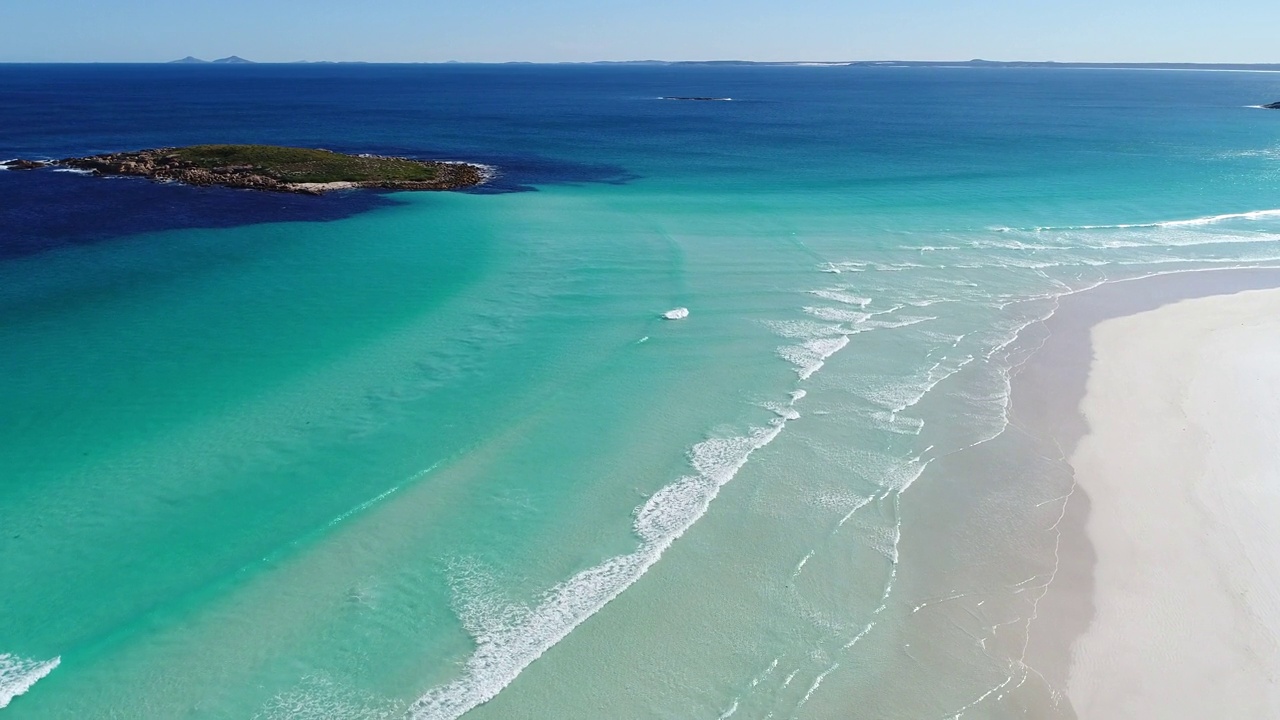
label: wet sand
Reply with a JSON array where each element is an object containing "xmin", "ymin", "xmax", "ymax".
[{"xmin": 1014, "ymin": 269, "xmax": 1280, "ymax": 717}]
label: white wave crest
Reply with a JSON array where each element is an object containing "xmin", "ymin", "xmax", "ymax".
[
  {"xmin": 764, "ymin": 319, "xmax": 848, "ymax": 339},
  {"xmin": 808, "ymin": 289, "xmax": 871, "ymax": 307},
  {"xmin": 1159, "ymin": 209, "xmax": 1280, "ymax": 227},
  {"xmin": 408, "ymin": 401, "xmax": 802, "ymax": 719},
  {"xmin": 860, "ymin": 315, "xmax": 935, "ymax": 330},
  {"xmin": 0, "ymin": 653, "xmax": 60, "ymax": 709},
  {"xmin": 796, "ymin": 662, "xmax": 839, "ymax": 709},
  {"xmin": 803, "ymin": 306, "xmax": 871, "ymax": 323},
  {"xmin": 1082, "ymin": 231, "xmax": 1280, "ymax": 250},
  {"xmin": 993, "ymin": 208, "xmax": 1280, "ymax": 234},
  {"xmin": 759, "ymin": 400, "xmax": 802, "ymax": 420},
  {"xmin": 779, "ymin": 336, "xmax": 850, "ymax": 380}
]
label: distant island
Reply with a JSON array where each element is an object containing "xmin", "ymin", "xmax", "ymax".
[
  {"xmin": 2, "ymin": 145, "xmax": 488, "ymax": 195},
  {"xmin": 169, "ymin": 56, "xmax": 255, "ymax": 64},
  {"xmin": 1264, "ymin": 101, "xmax": 1280, "ymax": 110}
]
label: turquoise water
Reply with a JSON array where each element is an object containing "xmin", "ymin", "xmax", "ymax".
[{"xmin": 3, "ymin": 65, "xmax": 1280, "ymax": 718}]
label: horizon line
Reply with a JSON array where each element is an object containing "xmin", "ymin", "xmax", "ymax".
[{"xmin": 4, "ymin": 58, "xmax": 1280, "ymax": 68}]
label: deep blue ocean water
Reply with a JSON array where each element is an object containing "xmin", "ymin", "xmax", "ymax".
[{"xmin": 2, "ymin": 63, "xmax": 1280, "ymax": 718}]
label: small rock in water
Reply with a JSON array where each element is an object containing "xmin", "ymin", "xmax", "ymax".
[
  {"xmin": 663, "ymin": 307, "xmax": 689, "ymax": 320},
  {"xmin": 2, "ymin": 159, "xmax": 49, "ymax": 170}
]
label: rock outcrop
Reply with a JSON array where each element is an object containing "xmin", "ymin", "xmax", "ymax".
[
  {"xmin": 1, "ymin": 159, "xmax": 49, "ymax": 170},
  {"xmin": 1263, "ymin": 101, "xmax": 1280, "ymax": 110}
]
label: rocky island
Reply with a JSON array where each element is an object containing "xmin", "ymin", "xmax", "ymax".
[
  {"xmin": 2, "ymin": 145, "xmax": 488, "ymax": 195},
  {"xmin": 1263, "ymin": 101, "xmax": 1280, "ymax": 110}
]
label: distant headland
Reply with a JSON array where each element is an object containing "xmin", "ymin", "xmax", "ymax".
[
  {"xmin": 2, "ymin": 145, "xmax": 488, "ymax": 195},
  {"xmin": 169, "ymin": 56, "xmax": 255, "ymax": 64}
]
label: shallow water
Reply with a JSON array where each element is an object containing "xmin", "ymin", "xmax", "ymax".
[{"xmin": 3, "ymin": 64, "xmax": 1280, "ymax": 718}]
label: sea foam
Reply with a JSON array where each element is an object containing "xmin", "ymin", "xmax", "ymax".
[
  {"xmin": 254, "ymin": 674, "xmax": 399, "ymax": 720},
  {"xmin": 993, "ymin": 207, "xmax": 1280, "ymax": 234},
  {"xmin": 408, "ymin": 399, "xmax": 803, "ymax": 719},
  {"xmin": 809, "ymin": 289, "xmax": 871, "ymax": 307},
  {"xmin": 0, "ymin": 653, "xmax": 60, "ymax": 709},
  {"xmin": 779, "ymin": 336, "xmax": 851, "ymax": 380}
]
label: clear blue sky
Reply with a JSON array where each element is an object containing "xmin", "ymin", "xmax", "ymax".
[{"xmin": 3, "ymin": 0, "xmax": 1278, "ymax": 63}]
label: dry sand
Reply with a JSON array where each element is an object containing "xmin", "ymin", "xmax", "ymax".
[{"xmin": 1063, "ymin": 287, "xmax": 1280, "ymax": 717}]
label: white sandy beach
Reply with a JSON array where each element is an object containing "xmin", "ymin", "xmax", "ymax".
[{"xmin": 1066, "ymin": 288, "xmax": 1280, "ymax": 718}]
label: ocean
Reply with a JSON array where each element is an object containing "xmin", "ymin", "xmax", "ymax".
[{"xmin": 2, "ymin": 63, "xmax": 1279, "ymax": 718}]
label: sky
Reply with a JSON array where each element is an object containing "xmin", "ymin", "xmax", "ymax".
[{"xmin": 2, "ymin": 0, "xmax": 1278, "ymax": 64}]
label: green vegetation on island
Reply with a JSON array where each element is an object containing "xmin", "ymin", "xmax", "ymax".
[
  {"xmin": 168, "ymin": 145, "xmax": 448, "ymax": 184},
  {"xmin": 4, "ymin": 144, "xmax": 488, "ymax": 194}
]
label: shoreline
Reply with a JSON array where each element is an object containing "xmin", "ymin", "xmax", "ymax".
[{"xmin": 1013, "ymin": 268, "xmax": 1280, "ymax": 716}]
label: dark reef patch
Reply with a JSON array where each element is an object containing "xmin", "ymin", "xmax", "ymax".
[
  {"xmin": 0, "ymin": 150, "xmax": 639, "ymax": 259},
  {"xmin": 0, "ymin": 169, "xmax": 399, "ymax": 260}
]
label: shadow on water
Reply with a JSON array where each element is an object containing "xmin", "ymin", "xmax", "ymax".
[
  {"xmin": 0, "ymin": 169, "xmax": 396, "ymax": 260},
  {"xmin": 0, "ymin": 153, "xmax": 638, "ymax": 260}
]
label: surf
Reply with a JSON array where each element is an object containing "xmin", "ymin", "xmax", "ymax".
[
  {"xmin": 0, "ymin": 654, "xmax": 60, "ymax": 710},
  {"xmin": 408, "ymin": 394, "xmax": 807, "ymax": 719}
]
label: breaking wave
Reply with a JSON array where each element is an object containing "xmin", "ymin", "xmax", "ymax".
[
  {"xmin": 993, "ymin": 208, "xmax": 1280, "ymax": 233},
  {"xmin": 409, "ymin": 395, "xmax": 804, "ymax": 719},
  {"xmin": 0, "ymin": 653, "xmax": 60, "ymax": 710}
]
